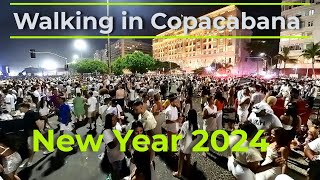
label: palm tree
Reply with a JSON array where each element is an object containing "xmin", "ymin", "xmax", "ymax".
[
  {"xmin": 275, "ymin": 47, "xmax": 297, "ymax": 75},
  {"xmin": 301, "ymin": 42, "xmax": 320, "ymax": 77}
]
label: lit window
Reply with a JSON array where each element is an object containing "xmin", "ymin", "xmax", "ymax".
[
  {"xmin": 309, "ymin": 9, "xmax": 315, "ymax": 16},
  {"xmin": 308, "ymin": 21, "xmax": 314, "ymax": 27}
]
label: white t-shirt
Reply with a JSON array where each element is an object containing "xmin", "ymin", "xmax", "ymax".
[
  {"xmin": 87, "ymin": 96, "xmax": 97, "ymax": 112},
  {"xmin": 129, "ymin": 89, "xmax": 136, "ymax": 101},
  {"xmin": 76, "ymin": 87, "xmax": 81, "ymax": 94},
  {"xmin": 308, "ymin": 137, "xmax": 320, "ymax": 153},
  {"xmin": 106, "ymin": 105, "xmax": 123, "ymax": 118},
  {"xmin": 66, "ymin": 85, "xmax": 72, "ymax": 94},
  {"xmin": 18, "ymin": 88, "xmax": 23, "ymax": 98},
  {"xmin": 5, "ymin": 94, "xmax": 15, "ymax": 112},
  {"xmin": 248, "ymin": 112, "xmax": 283, "ymax": 131},
  {"xmin": 103, "ymin": 129, "xmax": 125, "ymax": 163},
  {"xmin": 203, "ymin": 105, "xmax": 218, "ymax": 132},
  {"xmin": 33, "ymin": 90, "xmax": 41, "ymax": 102}
]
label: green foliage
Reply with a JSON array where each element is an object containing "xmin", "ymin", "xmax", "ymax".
[
  {"xmin": 111, "ymin": 51, "xmax": 155, "ymax": 74},
  {"xmin": 112, "ymin": 57, "xmax": 126, "ymax": 75},
  {"xmin": 124, "ymin": 51, "xmax": 155, "ymax": 73},
  {"xmin": 152, "ymin": 60, "xmax": 180, "ymax": 71},
  {"xmin": 73, "ymin": 59, "xmax": 108, "ymax": 74},
  {"xmin": 301, "ymin": 42, "xmax": 320, "ymax": 76}
]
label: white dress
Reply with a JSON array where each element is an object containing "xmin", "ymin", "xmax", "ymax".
[
  {"xmin": 179, "ymin": 121, "xmax": 201, "ymax": 154},
  {"xmin": 203, "ymin": 105, "xmax": 218, "ymax": 132},
  {"xmin": 237, "ymin": 96, "xmax": 250, "ymax": 123},
  {"xmin": 255, "ymin": 146, "xmax": 282, "ymax": 180}
]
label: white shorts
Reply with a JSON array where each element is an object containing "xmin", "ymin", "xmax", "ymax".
[{"xmin": 60, "ymin": 123, "xmax": 74, "ymax": 131}]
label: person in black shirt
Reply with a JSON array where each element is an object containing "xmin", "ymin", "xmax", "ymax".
[{"xmin": 19, "ymin": 103, "xmax": 41, "ymax": 167}]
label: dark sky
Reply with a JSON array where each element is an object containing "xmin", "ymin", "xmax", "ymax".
[{"xmin": 0, "ymin": 0, "xmax": 281, "ymax": 71}]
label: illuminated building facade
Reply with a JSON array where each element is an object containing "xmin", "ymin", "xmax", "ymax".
[
  {"xmin": 152, "ymin": 5, "xmax": 252, "ymax": 70},
  {"xmin": 280, "ymin": 0, "xmax": 320, "ymax": 63}
]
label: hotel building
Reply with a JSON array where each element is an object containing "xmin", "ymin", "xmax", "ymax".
[
  {"xmin": 152, "ymin": 5, "xmax": 252, "ymax": 70},
  {"xmin": 94, "ymin": 39, "xmax": 152, "ymax": 62},
  {"xmin": 280, "ymin": 0, "xmax": 320, "ymax": 64}
]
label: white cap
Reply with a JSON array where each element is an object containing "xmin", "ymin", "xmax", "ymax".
[{"xmin": 252, "ymin": 103, "xmax": 270, "ymax": 113}]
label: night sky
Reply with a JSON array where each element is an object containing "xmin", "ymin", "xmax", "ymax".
[{"xmin": 0, "ymin": 0, "xmax": 281, "ymax": 72}]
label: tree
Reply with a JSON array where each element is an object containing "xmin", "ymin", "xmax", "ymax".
[
  {"xmin": 112, "ymin": 57, "xmax": 126, "ymax": 75},
  {"xmin": 122, "ymin": 51, "xmax": 155, "ymax": 74},
  {"xmin": 151, "ymin": 60, "xmax": 180, "ymax": 71},
  {"xmin": 301, "ymin": 42, "xmax": 320, "ymax": 77},
  {"xmin": 275, "ymin": 47, "xmax": 297, "ymax": 75},
  {"xmin": 73, "ymin": 59, "xmax": 108, "ymax": 74}
]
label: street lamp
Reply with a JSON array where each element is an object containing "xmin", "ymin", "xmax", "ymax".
[
  {"xmin": 73, "ymin": 54, "xmax": 79, "ymax": 60},
  {"xmin": 259, "ymin": 52, "xmax": 273, "ymax": 71},
  {"xmin": 74, "ymin": 40, "xmax": 86, "ymax": 59},
  {"xmin": 41, "ymin": 59, "xmax": 57, "ymax": 70}
]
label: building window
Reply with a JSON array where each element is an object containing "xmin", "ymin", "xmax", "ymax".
[
  {"xmin": 300, "ymin": 21, "xmax": 305, "ymax": 27},
  {"xmin": 308, "ymin": 21, "xmax": 314, "ymax": 27},
  {"xmin": 219, "ymin": 46, "xmax": 224, "ymax": 52},
  {"xmin": 229, "ymin": 58, "xmax": 232, "ymax": 64},
  {"xmin": 308, "ymin": 9, "xmax": 315, "ymax": 16},
  {"xmin": 227, "ymin": 39, "xmax": 232, "ymax": 46}
]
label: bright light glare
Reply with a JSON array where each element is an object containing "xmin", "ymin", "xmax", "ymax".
[
  {"xmin": 259, "ymin": 71, "xmax": 267, "ymax": 76},
  {"xmin": 72, "ymin": 60, "xmax": 76, "ymax": 64},
  {"xmin": 9, "ymin": 70, "xmax": 18, "ymax": 77},
  {"xmin": 74, "ymin": 40, "xmax": 86, "ymax": 50},
  {"xmin": 41, "ymin": 60, "xmax": 57, "ymax": 70},
  {"xmin": 73, "ymin": 54, "xmax": 79, "ymax": 60},
  {"xmin": 205, "ymin": 67, "xmax": 212, "ymax": 72},
  {"xmin": 260, "ymin": 53, "xmax": 266, "ymax": 57}
]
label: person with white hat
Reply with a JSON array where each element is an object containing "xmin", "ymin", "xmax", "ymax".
[{"xmin": 248, "ymin": 103, "xmax": 282, "ymax": 133}]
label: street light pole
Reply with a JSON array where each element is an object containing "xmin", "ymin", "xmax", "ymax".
[{"xmin": 107, "ymin": 0, "xmax": 112, "ymax": 74}]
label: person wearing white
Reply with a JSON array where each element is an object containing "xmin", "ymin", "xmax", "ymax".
[
  {"xmin": 248, "ymin": 103, "xmax": 283, "ymax": 132},
  {"xmin": 237, "ymin": 88, "xmax": 251, "ymax": 123},
  {"xmin": 87, "ymin": 92, "xmax": 97, "ymax": 129},
  {"xmin": 305, "ymin": 137, "xmax": 320, "ymax": 179},
  {"xmin": 251, "ymin": 85, "xmax": 265, "ymax": 106},
  {"xmin": 173, "ymin": 109, "xmax": 200, "ymax": 178},
  {"xmin": 102, "ymin": 114, "xmax": 125, "ymax": 180},
  {"xmin": 203, "ymin": 96, "xmax": 218, "ymax": 132},
  {"xmin": 4, "ymin": 90, "xmax": 15, "ymax": 112},
  {"xmin": 228, "ymin": 122, "xmax": 284, "ymax": 180},
  {"xmin": 164, "ymin": 94, "xmax": 180, "ymax": 152}
]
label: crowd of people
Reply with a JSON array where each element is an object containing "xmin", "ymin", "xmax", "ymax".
[{"xmin": 0, "ymin": 74, "xmax": 320, "ymax": 180}]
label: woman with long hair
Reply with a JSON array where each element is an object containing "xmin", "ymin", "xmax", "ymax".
[
  {"xmin": 102, "ymin": 114, "xmax": 125, "ymax": 180},
  {"xmin": 173, "ymin": 109, "xmax": 199, "ymax": 178},
  {"xmin": 256, "ymin": 127, "xmax": 291, "ymax": 180},
  {"xmin": 130, "ymin": 121, "xmax": 154, "ymax": 180},
  {"xmin": 37, "ymin": 96, "xmax": 52, "ymax": 129},
  {"xmin": 280, "ymin": 102, "xmax": 301, "ymax": 140}
]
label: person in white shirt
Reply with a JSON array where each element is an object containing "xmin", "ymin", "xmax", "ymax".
[
  {"xmin": 307, "ymin": 83, "xmax": 318, "ymax": 108},
  {"xmin": 237, "ymin": 88, "xmax": 251, "ymax": 123},
  {"xmin": 86, "ymin": 92, "xmax": 97, "ymax": 129},
  {"xmin": 173, "ymin": 109, "xmax": 200, "ymax": 178},
  {"xmin": 251, "ymin": 85, "xmax": 265, "ymax": 106},
  {"xmin": 102, "ymin": 113, "xmax": 125, "ymax": 180},
  {"xmin": 248, "ymin": 103, "xmax": 283, "ymax": 133},
  {"xmin": 164, "ymin": 94, "xmax": 181, "ymax": 152},
  {"xmin": 4, "ymin": 89, "xmax": 15, "ymax": 113},
  {"xmin": 32, "ymin": 87, "xmax": 41, "ymax": 104},
  {"xmin": 305, "ymin": 137, "xmax": 320, "ymax": 180},
  {"xmin": 66, "ymin": 84, "xmax": 72, "ymax": 99},
  {"xmin": 98, "ymin": 97, "xmax": 111, "ymax": 126}
]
